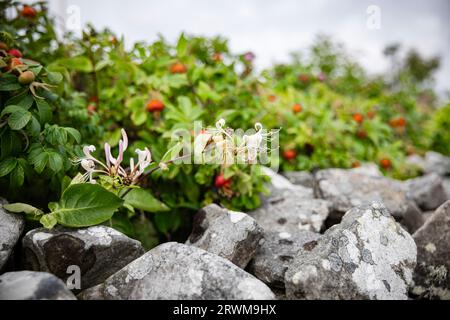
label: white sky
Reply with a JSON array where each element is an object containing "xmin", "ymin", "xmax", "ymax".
[{"xmin": 35, "ymin": 0, "xmax": 450, "ymax": 95}]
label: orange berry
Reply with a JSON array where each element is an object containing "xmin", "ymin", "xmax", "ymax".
[
  {"xmin": 298, "ymin": 74, "xmax": 310, "ymax": 83},
  {"xmin": 352, "ymin": 113, "xmax": 364, "ymax": 124},
  {"xmin": 170, "ymin": 62, "xmax": 187, "ymax": 74},
  {"xmin": 283, "ymin": 149, "xmax": 297, "ymax": 161},
  {"xmin": 146, "ymin": 99, "xmax": 165, "ymax": 112},
  {"xmin": 292, "ymin": 103, "xmax": 302, "ymax": 113},
  {"xmin": 10, "ymin": 58, "xmax": 23, "ymax": 69},
  {"xmin": 268, "ymin": 95, "xmax": 276, "ymax": 102},
  {"xmin": 20, "ymin": 5, "xmax": 37, "ymax": 18},
  {"xmin": 380, "ymin": 158, "xmax": 391, "ymax": 169},
  {"xmin": 351, "ymin": 161, "xmax": 361, "ymax": 168},
  {"xmin": 212, "ymin": 53, "xmax": 222, "ymax": 62}
]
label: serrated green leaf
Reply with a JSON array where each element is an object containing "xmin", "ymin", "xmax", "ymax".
[
  {"xmin": 46, "ymin": 71, "xmax": 63, "ymax": 84},
  {"xmin": 48, "ymin": 151, "xmax": 63, "ymax": 172},
  {"xmin": 35, "ymin": 99, "xmax": 52, "ymax": 124},
  {"xmin": 0, "ymin": 157, "xmax": 17, "ymax": 177},
  {"xmin": 123, "ymin": 188, "xmax": 170, "ymax": 212},
  {"xmin": 51, "ymin": 184, "xmax": 123, "ymax": 227},
  {"xmin": 8, "ymin": 109, "xmax": 32, "ymax": 130}
]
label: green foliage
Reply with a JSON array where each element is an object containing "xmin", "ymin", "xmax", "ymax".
[{"xmin": 1, "ymin": 1, "xmax": 448, "ymax": 248}]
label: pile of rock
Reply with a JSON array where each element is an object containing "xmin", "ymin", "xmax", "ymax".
[{"xmin": 0, "ymin": 151, "xmax": 448, "ymax": 300}]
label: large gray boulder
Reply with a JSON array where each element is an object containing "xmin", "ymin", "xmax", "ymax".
[
  {"xmin": 282, "ymin": 171, "xmax": 315, "ymax": 188},
  {"xmin": 285, "ymin": 201, "xmax": 417, "ymax": 300},
  {"xmin": 0, "ymin": 271, "xmax": 76, "ymax": 300},
  {"xmin": 404, "ymin": 173, "xmax": 447, "ymax": 211},
  {"xmin": 443, "ymin": 178, "xmax": 450, "ymax": 200},
  {"xmin": 186, "ymin": 204, "xmax": 263, "ymax": 269},
  {"xmin": 22, "ymin": 226, "xmax": 145, "ymax": 290},
  {"xmin": 249, "ymin": 187, "xmax": 329, "ymax": 233},
  {"xmin": 0, "ymin": 198, "xmax": 25, "ymax": 270},
  {"xmin": 424, "ymin": 151, "xmax": 450, "ymax": 177},
  {"xmin": 78, "ymin": 242, "xmax": 275, "ymax": 300},
  {"xmin": 248, "ymin": 230, "xmax": 320, "ymax": 289},
  {"xmin": 314, "ymin": 167, "xmax": 410, "ymax": 222},
  {"xmin": 412, "ymin": 201, "xmax": 450, "ymax": 299}
]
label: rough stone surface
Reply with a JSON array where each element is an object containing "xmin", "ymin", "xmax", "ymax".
[
  {"xmin": 248, "ymin": 230, "xmax": 320, "ymax": 288},
  {"xmin": 406, "ymin": 154, "xmax": 427, "ymax": 171},
  {"xmin": 314, "ymin": 167, "xmax": 409, "ymax": 221},
  {"xmin": 405, "ymin": 173, "xmax": 448, "ymax": 211},
  {"xmin": 22, "ymin": 226, "xmax": 145, "ymax": 290},
  {"xmin": 0, "ymin": 271, "xmax": 76, "ymax": 300},
  {"xmin": 78, "ymin": 242, "xmax": 275, "ymax": 300},
  {"xmin": 350, "ymin": 163, "xmax": 383, "ymax": 177},
  {"xmin": 443, "ymin": 178, "xmax": 450, "ymax": 200},
  {"xmin": 0, "ymin": 198, "xmax": 25, "ymax": 270},
  {"xmin": 402, "ymin": 201, "xmax": 425, "ymax": 234},
  {"xmin": 412, "ymin": 201, "xmax": 450, "ymax": 299},
  {"xmin": 283, "ymin": 171, "xmax": 315, "ymax": 188},
  {"xmin": 424, "ymin": 151, "xmax": 450, "ymax": 176},
  {"xmin": 285, "ymin": 201, "xmax": 417, "ymax": 300},
  {"xmin": 249, "ymin": 187, "xmax": 329, "ymax": 233},
  {"xmin": 186, "ymin": 204, "xmax": 263, "ymax": 269}
]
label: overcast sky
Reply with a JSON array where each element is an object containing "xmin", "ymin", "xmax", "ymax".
[{"xmin": 38, "ymin": 0, "xmax": 450, "ymax": 95}]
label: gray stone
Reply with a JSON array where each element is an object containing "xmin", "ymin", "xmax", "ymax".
[
  {"xmin": 186, "ymin": 204, "xmax": 263, "ymax": 269},
  {"xmin": 402, "ymin": 201, "xmax": 425, "ymax": 234},
  {"xmin": 22, "ymin": 226, "xmax": 145, "ymax": 290},
  {"xmin": 443, "ymin": 178, "xmax": 450, "ymax": 200},
  {"xmin": 424, "ymin": 151, "xmax": 450, "ymax": 177},
  {"xmin": 314, "ymin": 167, "xmax": 409, "ymax": 221},
  {"xmin": 412, "ymin": 201, "xmax": 450, "ymax": 299},
  {"xmin": 248, "ymin": 230, "xmax": 320, "ymax": 288},
  {"xmin": 0, "ymin": 271, "xmax": 76, "ymax": 300},
  {"xmin": 285, "ymin": 201, "xmax": 417, "ymax": 300},
  {"xmin": 249, "ymin": 187, "xmax": 329, "ymax": 233},
  {"xmin": 0, "ymin": 198, "xmax": 25, "ymax": 270},
  {"xmin": 406, "ymin": 154, "xmax": 426, "ymax": 172},
  {"xmin": 405, "ymin": 173, "xmax": 447, "ymax": 211},
  {"xmin": 78, "ymin": 242, "xmax": 275, "ymax": 300},
  {"xmin": 282, "ymin": 171, "xmax": 315, "ymax": 188},
  {"xmin": 350, "ymin": 163, "xmax": 383, "ymax": 177}
]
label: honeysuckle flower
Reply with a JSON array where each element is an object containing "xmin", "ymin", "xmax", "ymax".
[{"xmin": 75, "ymin": 129, "xmax": 153, "ymax": 186}]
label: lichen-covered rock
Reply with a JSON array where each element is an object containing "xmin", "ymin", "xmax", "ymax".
[
  {"xmin": 424, "ymin": 151, "xmax": 450, "ymax": 176},
  {"xmin": 0, "ymin": 271, "xmax": 76, "ymax": 300},
  {"xmin": 186, "ymin": 204, "xmax": 263, "ymax": 269},
  {"xmin": 0, "ymin": 198, "xmax": 25, "ymax": 270},
  {"xmin": 412, "ymin": 201, "xmax": 450, "ymax": 299},
  {"xmin": 22, "ymin": 226, "xmax": 145, "ymax": 290},
  {"xmin": 249, "ymin": 187, "xmax": 329, "ymax": 233},
  {"xmin": 314, "ymin": 167, "xmax": 409, "ymax": 221},
  {"xmin": 282, "ymin": 171, "xmax": 315, "ymax": 188},
  {"xmin": 78, "ymin": 242, "xmax": 275, "ymax": 300},
  {"xmin": 405, "ymin": 173, "xmax": 447, "ymax": 211},
  {"xmin": 285, "ymin": 201, "xmax": 417, "ymax": 300},
  {"xmin": 248, "ymin": 230, "xmax": 320, "ymax": 288}
]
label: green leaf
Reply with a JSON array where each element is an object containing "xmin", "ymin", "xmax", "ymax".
[
  {"xmin": 10, "ymin": 163, "xmax": 24, "ymax": 187},
  {"xmin": 123, "ymin": 188, "xmax": 170, "ymax": 212},
  {"xmin": 0, "ymin": 73, "xmax": 21, "ymax": 91},
  {"xmin": 64, "ymin": 127, "xmax": 81, "ymax": 143},
  {"xmin": 51, "ymin": 184, "xmax": 123, "ymax": 227},
  {"xmin": 8, "ymin": 109, "xmax": 32, "ymax": 130},
  {"xmin": 176, "ymin": 33, "xmax": 188, "ymax": 57},
  {"xmin": 46, "ymin": 71, "xmax": 63, "ymax": 84},
  {"xmin": 0, "ymin": 157, "xmax": 17, "ymax": 177},
  {"xmin": 40, "ymin": 213, "xmax": 57, "ymax": 229},
  {"xmin": 35, "ymin": 99, "xmax": 52, "ymax": 124},
  {"xmin": 1, "ymin": 105, "xmax": 26, "ymax": 117},
  {"xmin": 47, "ymin": 151, "xmax": 63, "ymax": 172},
  {"xmin": 131, "ymin": 108, "xmax": 147, "ymax": 126},
  {"xmin": 0, "ymin": 131, "xmax": 21, "ymax": 158},
  {"xmin": 2, "ymin": 203, "xmax": 44, "ymax": 216},
  {"xmin": 56, "ymin": 56, "xmax": 93, "ymax": 73}
]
